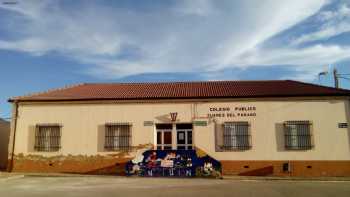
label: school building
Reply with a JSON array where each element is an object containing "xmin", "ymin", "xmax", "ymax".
[{"xmin": 7, "ymin": 80, "xmax": 350, "ymax": 176}]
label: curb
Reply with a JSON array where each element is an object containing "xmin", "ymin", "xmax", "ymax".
[
  {"xmin": 223, "ymin": 176, "xmax": 350, "ymax": 182},
  {"xmin": 1, "ymin": 172, "xmax": 110, "ymax": 178},
  {"xmin": 23, "ymin": 173, "xmax": 115, "ymax": 178},
  {"xmin": 2, "ymin": 172, "xmax": 350, "ymax": 182},
  {"xmin": 0, "ymin": 175, "xmax": 25, "ymax": 182}
]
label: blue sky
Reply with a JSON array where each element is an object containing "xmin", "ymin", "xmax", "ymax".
[{"xmin": 0, "ymin": 0, "xmax": 350, "ymax": 119}]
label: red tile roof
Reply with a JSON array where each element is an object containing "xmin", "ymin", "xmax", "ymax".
[{"xmin": 9, "ymin": 80, "xmax": 350, "ymax": 102}]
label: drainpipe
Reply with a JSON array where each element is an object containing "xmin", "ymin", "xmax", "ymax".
[
  {"xmin": 7, "ymin": 101, "xmax": 18, "ymax": 172},
  {"xmin": 213, "ymin": 118, "xmax": 218, "ymax": 152}
]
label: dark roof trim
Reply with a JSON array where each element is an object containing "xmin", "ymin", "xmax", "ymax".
[{"xmin": 8, "ymin": 94, "xmax": 350, "ymax": 103}]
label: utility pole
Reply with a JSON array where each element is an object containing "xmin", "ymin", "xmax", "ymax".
[
  {"xmin": 319, "ymin": 67, "xmax": 349, "ymax": 88},
  {"xmin": 333, "ymin": 68, "xmax": 339, "ymax": 88}
]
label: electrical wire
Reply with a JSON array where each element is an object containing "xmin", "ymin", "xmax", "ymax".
[{"xmin": 338, "ymin": 76, "xmax": 350, "ymax": 81}]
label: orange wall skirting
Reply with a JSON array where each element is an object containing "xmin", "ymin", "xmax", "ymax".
[
  {"xmin": 11, "ymin": 155, "xmax": 130, "ymax": 175},
  {"xmin": 11, "ymin": 154, "xmax": 350, "ymax": 177},
  {"xmin": 221, "ymin": 160, "xmax": 350, "ymax": 177}
]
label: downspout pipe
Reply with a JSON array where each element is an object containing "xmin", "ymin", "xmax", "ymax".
[{"xmin": 7, "ymin": 101, "xmax": 18, "ymax": 172}]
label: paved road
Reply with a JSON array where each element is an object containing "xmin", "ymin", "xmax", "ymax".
[{"xmin": 0, "ymin": 176, "xmax": 350, "ymax": 197}]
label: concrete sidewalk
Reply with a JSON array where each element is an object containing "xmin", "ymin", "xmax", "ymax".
[
  {"xmin": 2, "ymin": 172, "xmax": 350, "ymax": 181},
  {"xmin": 1, "ymin": 175, "xmax": 350, "ymax": 197}
]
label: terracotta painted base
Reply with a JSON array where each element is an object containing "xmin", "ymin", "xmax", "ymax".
[
  {"xmin": 10, "ymin": 154, "xmax": 132, "ymax": 175},
  {"xmin": 221, "ymin": 160, "xmax": 350, "ymax": 177},
  {"xmin": 10, "ymin": 154, "xmax": 350, "ymax": 177}
]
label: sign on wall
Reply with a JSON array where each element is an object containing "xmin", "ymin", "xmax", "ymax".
[
  {"xmin": 144, "ymin": 121, "xmax": 154, "ymax": 126},
  {"xmin": 207, "ymin": 106, "xmax": 257, "ymax": 118},
  {"xmin": 193, "ymin": 121, "xmax": 208, "ymax": 126}
]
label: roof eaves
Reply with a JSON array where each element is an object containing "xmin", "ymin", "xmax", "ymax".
[
  {"xmin": 8, "ymin": 83, "xmax": 87, "ymax": 103},
  {"xmin": 286, "ymin": 80, "xmax": 350, "ymax": 93},
  {"xmin": 9, "ymin": 93, "xmax": 350, "ymax": 103}
]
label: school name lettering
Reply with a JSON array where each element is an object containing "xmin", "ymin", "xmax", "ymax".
[{"xmin": 208, "ymin": 106, "xmax": 257, "ymax": 118}]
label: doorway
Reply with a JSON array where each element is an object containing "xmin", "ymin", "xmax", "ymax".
[
  {"xmin": 156, "ymin": 124, "xmax": 172, "ymax": 150},
  {"xmin": 176, "ymin": 124, "xmax": 193, "ymax": 150}
]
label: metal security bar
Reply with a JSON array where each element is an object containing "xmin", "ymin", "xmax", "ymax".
[
  {"xmin": 34, "ymin": 125, "xmax": 61, "ymax": 152},
  {"xmin": 222, "ymin": 122, "xmax": 251, "ymax": 151},
  {"xmin": 284, "ymin": 121, "xmax": 312, "ymax": 150},
  {"xmin": 104, "ymin": 124, "xmax": 131, "ymax": 151}
]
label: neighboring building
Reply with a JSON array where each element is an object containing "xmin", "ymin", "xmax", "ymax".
[
  {"xmin": 7, "ymin": 80, "xmax": 350, "ymax": 176},
  {"xmin": 0, "ymin": 118, "xmax": 10, "ymax": 170}
]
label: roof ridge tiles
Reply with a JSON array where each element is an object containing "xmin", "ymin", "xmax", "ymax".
[{"xmin": 84, "ymin": 79, "xmax": 289, "ymax": 86}]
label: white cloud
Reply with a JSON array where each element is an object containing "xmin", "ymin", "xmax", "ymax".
[
  {"xmin": 174, "ymin": 0, "xmax": 214, "ymax": 16},
  {"xmin": 216, "ymin": 0, "xmax": 329, "ymax": 67},
  {"xmin": 0, "ymin": 38, "xmax": 50, "ymax": 55},
  {"xmin": 235, "ymin": 44, "xmax": 350, "ymax": 66},
  {"xmin": 292, "ymin": 3, "xmax": 350, "ymax": 45},
  {"xmin": 231, "ymin": 44, "xmax": 350, "ymax": 81},
  {"xmin": 1, "ymin": 0, "xmax": 346, "ymax": 81},
  {"xmin": 0, "ymin": 0, "xmax": 48, "ymax": 18},
  {"xmin": 0, "ymin": 0, "xmax": 123, "ymax": 56}
]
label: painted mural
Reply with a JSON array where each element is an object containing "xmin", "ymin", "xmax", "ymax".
[{"xmin": 125, "ymin": 150, "xmax": 222, "ymax": 178}]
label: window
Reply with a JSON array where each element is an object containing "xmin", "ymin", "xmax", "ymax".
[
  {"xmin": 284, "ymin": 121, "xmax": 312, "ymax": 150},
  {"xmin": 338, "ymin": 123, "xmax": 348, "ymax": 128},
  {"xmin": 222, "ymin": 122, "xmax": 251, "ymax": 150},
  {"xmin": 105, "ymin": 123, "xmax": 131, "ymax": 151},
  {"xmin": 34, "ymin": 124, "xmax": 61, "ymax": 152}
]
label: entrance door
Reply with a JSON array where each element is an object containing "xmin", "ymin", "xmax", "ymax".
[
  {"xmin": 156, "ymin": 124, "xmax": 173, "ymax": 150},
  {"xmin": 176, "ymin": 124, "xmax": 193, "ymax": 150}
]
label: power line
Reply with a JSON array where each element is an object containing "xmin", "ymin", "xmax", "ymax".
[{"xmin": 338, "ymin": 76, "xmax": 350, "ymax": 81}]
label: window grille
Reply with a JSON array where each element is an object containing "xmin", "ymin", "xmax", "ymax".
[
  {"xmin": 105, "ymin": 123, "xmax": 131, "ymax": 151},
  {"xmin": 284, "ymin": 121, "xmax": 312, "ymax": 150},
  {"xmin": 34, "ymin": 125, "xmax": 61, "ymax": 152},
  {"xmin": 222, "ymin": 122, "xmax": 251, "ymax": 150}
]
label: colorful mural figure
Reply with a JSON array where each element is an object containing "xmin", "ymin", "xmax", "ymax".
[{"xmin": 125, "ymin": 150, "xmax": 221, "ymax": 178}]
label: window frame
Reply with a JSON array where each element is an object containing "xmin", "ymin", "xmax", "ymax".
[
  {"xmin": 284, "ymin": 120, "xmax": 313, "ymax": 150},
  {"xmin": 104, "ymin": 123, "xmax": 132, "ymax": 152},
  {"xmin": 34, "ymin": 124, "xmax": 62, "ymax": 152},
  {"xmin": 221, "ymin": 121, "xmax": 252, "ymax": 151}
]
